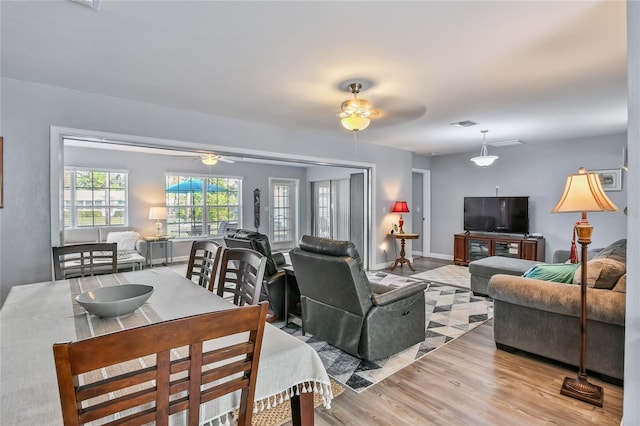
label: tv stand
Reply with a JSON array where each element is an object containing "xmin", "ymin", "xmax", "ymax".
[{"xmin": 453, "ymin": 233, "xmax": 545, "ymax": 265}]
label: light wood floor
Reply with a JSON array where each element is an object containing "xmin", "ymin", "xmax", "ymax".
[{"xmin": 290, "ymin": 257, "xmax": 624, "ymax": 425}]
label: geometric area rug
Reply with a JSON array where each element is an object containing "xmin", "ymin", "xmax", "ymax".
[
  {"xmin": 410, "ymin": 264, "xmax": 471, "ymax": 289},
  {"xmin": 273, "ymin": 271, "xmax": 493, "ymax": 393}
]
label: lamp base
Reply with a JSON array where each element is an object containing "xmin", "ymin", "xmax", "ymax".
[
  {"xmin": 155, "ymin": 222, "xmax": 163, "ymax": 237},
  {"xmin": 560, "ymin": 374, "xmax": 603, "ymax": 407}
]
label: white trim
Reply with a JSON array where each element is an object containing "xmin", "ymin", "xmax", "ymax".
[
  {"xmin": 51, "ymin": 126, "xmax": 377, "ymax": 268},
  {"xmin": 428, "ymin": 253, "xmax": 454, "ymax": 261}
]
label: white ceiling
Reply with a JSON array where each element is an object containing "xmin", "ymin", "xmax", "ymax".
[{"xmin": 1, "ymin": 1, "xmax": 628, "ymax": 156}]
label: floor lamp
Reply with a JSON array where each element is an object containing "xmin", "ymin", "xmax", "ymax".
[{"xmin": 551, "ymin": 167, "xmax": 618, "ymax": 407}]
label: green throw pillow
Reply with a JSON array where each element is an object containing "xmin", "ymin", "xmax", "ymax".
[{"xmin": 523, "ymin": 263, "xmax": 580, "ymax": 284}]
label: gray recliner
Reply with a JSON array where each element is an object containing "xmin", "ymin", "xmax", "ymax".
[{"xmin": 289, "ymin": 235, "xmax": 428, "ymax": 360}]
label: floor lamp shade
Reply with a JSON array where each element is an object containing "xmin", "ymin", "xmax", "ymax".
[
  {"xmin": 551, "ymin": 167, "xmax": 617, "ymax": 407},
  {"xmin": 149, "ymin": 207, "xmax": 167, "ymax": 237},
  {"xmin": 391, "ymin": 201, "xmax": 410, "ymax": 233}
]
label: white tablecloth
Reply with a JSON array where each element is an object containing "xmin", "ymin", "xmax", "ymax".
[{"xmin": 0, "ymin": 268, "xmax": 332, "ymax": 425}]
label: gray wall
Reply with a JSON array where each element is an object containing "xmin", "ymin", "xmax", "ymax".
[
  {"xmin": 0, "ymin": 77, "xmax": 414, "ymax": 303},
  {"xmin": 65, "ymin": 146, "xmax": 308, "ymax": 260},
  {"xmin": 430, "ymin": 133, "xmax": 628, "ymax": 261}
]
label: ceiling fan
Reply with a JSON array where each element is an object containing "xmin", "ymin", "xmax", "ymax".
[
  {"xmin": 198, "ymin": 153, "xmax": 235, "ymax": 166},
  {"xmin": 336, "ymin": 81, "xmax": 427, "ymax": 131}
]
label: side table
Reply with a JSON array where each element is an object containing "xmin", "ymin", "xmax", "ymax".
[
  {"xmin": 387, "ymin": 232, "xmax": 420, "ymax": 272},
  {"xmin": 143, "ymin": 236, "xmax": 174, "ymax": 267}
]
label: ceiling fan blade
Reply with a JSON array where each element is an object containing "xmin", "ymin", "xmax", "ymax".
[
  {"xmin": 218, "ymin": 157, "xmax": 235, "ymax": 164},
  {"xmin": 368, "ymin": 94, "xmax": 427, "ymax": 126}
]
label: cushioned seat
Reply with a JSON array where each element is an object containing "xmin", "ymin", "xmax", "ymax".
[
  {"xmin": 290, "ymin": 235, "xmax": 428, "ymax": 360},
  {"xmin": 469, "ymin": 256, "xmax": 541, "ymax": 295},
  {"xmin": 62, "ymin": 227, "xmax": 146, "ymax": 272}
]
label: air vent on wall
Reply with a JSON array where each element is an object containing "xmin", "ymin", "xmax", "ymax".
[
  {"xmin": 450, "ymin": 120, "xmax": 478, "ymax": 128},
  {"xmin": 487, "ymin": 139, "xmax": 523, "ymax": 147}
]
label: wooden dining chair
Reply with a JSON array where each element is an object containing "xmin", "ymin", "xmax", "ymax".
[
  {"xmin": 217, "ymin": 248, "xmax": 267, "ymax": 307},
  {"xmin": 52, "ymin": 243, "xmax": 118, "ymax": 280},
  {"xmin": 52, "ymin": 302, "xmax": 269, "ymax": 426},
  {"xmin": 186, "ymin": 240, "xmax": 222, "ymax": 291}
]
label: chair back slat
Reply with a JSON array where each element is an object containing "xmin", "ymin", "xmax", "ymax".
[
  {"xmin": 217, "ymin": 248, "xmax": 267, "ymax": 307},
  {"xmin": 186, "ymin": 240, "xmax": 222, "ymax": 291},
  {"xmin": 52, "ymin": 243, "xmax": 118, "ymax": 280},
  {"xmin": 53, "ymin": 303, "xmax": 268, "ymax": 426}
]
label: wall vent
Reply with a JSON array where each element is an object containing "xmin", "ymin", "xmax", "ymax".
[
  {"xmin": 450, "ymin": 120, "xmax": 478, "ymax": 128},
  {"xmin": 488, "ymin": 139, "xmax": 524, "ymax": 147}
]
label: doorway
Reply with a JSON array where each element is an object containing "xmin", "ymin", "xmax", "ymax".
[{"xmin": 412, "ymin": 169, "xmax": 431, "ymax": 258}]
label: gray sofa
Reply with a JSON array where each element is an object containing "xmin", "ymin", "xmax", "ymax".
[
  {"xmin": 290, "ymin": 235, "xmax": 428, "ymax": 360},
  {"xmin": 63, "ymin": 226, "xmax": 147, "ymax": 271},
  {"xmin": 487, "ymin": 239, "xmax": 627, "ymax": 381}
]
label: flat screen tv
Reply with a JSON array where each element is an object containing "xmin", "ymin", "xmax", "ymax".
[{"xmin": 464, "ymin": 196, "xmax": 529, "ymax": 234}]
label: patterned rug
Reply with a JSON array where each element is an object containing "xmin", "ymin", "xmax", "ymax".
[
  {"xmin": 410, "ymin": 264, "xmax": 471, "ymax": 289},
  {"xmin": 273, "ymin": 272, "xmax": 492, "ymax": 393}
]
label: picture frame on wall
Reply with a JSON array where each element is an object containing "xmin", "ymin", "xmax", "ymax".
[{"xmin": 590, "ymin": 168, "xmax": 622, "ymax": 192}]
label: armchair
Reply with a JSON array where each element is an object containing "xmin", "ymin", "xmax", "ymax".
[
  {"xmin": 289, "ymin": 235, "xmax": 428, "ymax": 360},
  {"xmin": 224, "ymin": 229, "xmax": 294, "ymax": 319}
]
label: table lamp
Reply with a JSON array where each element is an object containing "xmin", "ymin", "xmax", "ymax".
[
  {"xmin": 391, "ymin": 201, "xmax": 410, "ymax": 233},
  {"xmin": 148, "ymin": 207, "xmax": 167, "ymax": 237},
  {"xmin": 551, "ymin": 167, "xmax": 618, "ymax": 407}
]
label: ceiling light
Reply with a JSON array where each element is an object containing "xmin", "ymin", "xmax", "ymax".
[
  {"xmin": 339, "ymin": 83, "xmax": 373, "ymax": 132},
  {"xmin": 470, "ymin": 130, "xmax": 499, "ymax": 167},
  {"xmin": 201, "ymin": 154, "xmax": 218, "ymax": 166}
]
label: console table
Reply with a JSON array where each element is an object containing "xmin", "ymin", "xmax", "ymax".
[
  {"xmin": 387, "ymin": 232, "xmax": 420, "ymax": 272},
  {"xmin": 143, "ymin": 236, "xmax": 173, "ymax": 267},
  {"xmin": 453, "ymin": 232, "xmax": 545, "ymax": 265}
]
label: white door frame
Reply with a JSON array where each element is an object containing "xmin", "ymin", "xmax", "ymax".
[{"xmin": 412, "ymin": 168, "xmax": 431, "ymax": 257}]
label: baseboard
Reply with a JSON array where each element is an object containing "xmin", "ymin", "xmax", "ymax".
[{"xmin": 427, "ymin": 253, "xmax": 454, "ymax": 261}]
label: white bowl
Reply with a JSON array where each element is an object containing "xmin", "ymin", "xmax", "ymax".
[{"xmin": 75, "ymin": 284, "xmax": 154, "ymax": 318}]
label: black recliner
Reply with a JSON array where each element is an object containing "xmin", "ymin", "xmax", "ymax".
[
  {"xmin": 224, "ymin": 229, "xmax": 297, "ymax": 319},
  {"xmin": 290, "ymin": 235, "xmax": 428, "ymax": 360}
]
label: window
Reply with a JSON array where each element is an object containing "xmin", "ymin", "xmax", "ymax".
[
  {"xmin": 269, "ymin": 178, "xmax": 298, "ymax": 247},
  {"xmin": 165, "ymin": 174, "xmax": 241, "ymax": 238},
  {"xmin": 63, "ymin": 168, "xmax": 128, "ymax": 228}
]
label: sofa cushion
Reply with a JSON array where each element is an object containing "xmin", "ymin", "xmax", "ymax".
[
  {"xmin": 612, "ymin": 274, "xmax": 626, "ymax": 293},
  {"xmin": 573, "ymin": 257, "xmax": 626, "ymax": 289},
  {"xmin": 523, "ymin": 263, "xmax": 580, "ymax": 284},
  {"xmin": 106, "ymin": 231, "xmax": 141, "ymax": 259},
  {"xmin": 591, "ymin": 238, "xmax": 626, "ymax": 264},
  {"xmin": 64, "ymin": 228, "xmax": 100, "ymax": 244}
]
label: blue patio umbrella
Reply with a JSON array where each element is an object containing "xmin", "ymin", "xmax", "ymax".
[{"xmin": 166, "ymin": 178, "xmax": 225, "ymax": 193}]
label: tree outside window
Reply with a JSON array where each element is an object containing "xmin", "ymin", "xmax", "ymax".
[{"xmin": 165, "ymin": 175, "xmax": 241, "ymax": 238}]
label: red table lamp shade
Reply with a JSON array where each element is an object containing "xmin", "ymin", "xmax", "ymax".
[
  {"xmin": 391, "ymin": 201, "xmax": 410, "ymax": 233},
  {"xmin": 391, "ymin": 201, "xmax": 410, "ymax": 214}
]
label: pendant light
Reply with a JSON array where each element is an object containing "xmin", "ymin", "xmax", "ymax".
[{"xmin": 470, "ymin": 130, "xmax": 498, "ymax": 166}]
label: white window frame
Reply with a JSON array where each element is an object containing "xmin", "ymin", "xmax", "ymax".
[{"xmin": 63, "ymin": 167, "xmax": 129, "ymax": 228}]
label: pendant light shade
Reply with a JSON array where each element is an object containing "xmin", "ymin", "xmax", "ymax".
[{"xmin": 470, "ymin": 130, "xmax": 498, "ymax": 166}]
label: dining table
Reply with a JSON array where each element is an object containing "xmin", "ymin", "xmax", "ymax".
[{"xmin": 0, "ymin": 267, "xmax": 333, "ymax": 425}]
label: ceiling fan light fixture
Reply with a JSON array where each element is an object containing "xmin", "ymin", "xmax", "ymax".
[
  {"xmin": 340, "ymin": 82, "xmax": 373, "ymax": 131},
  {"xmin": 341, "ymin": 114, "xmax": 370, "ymax": 132},
  {"xmin": 470, "ymin": 130, "xmax": 499, "ymax": 167},
  {"xmin": 201, "ymin": 154, "xmax": 219, "ymax": 166}
]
